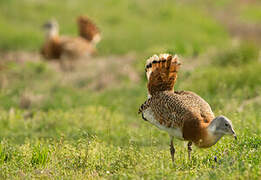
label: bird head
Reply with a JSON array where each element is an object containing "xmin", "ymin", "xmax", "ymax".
[
  {"xmin": 42, "ymin": 19, "xmax": 59, "ymax": 37},
  {"xmin": 209, "ymin": 115, "xmax": 237, "ymax": 140}
]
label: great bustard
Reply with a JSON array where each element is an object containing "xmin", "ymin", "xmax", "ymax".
[
  {"xmin": 138, "ymin": 54, "xmax": 237, "ymax": 164},
  {"xmin": 41, "ymin": 19, "xmax": 96, "ymax": 60}
]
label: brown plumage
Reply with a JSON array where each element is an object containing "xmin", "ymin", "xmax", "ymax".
[
  {"xmin": 41, "ymin": 35, "xmax": 61, "ymax": 59},
  {"xmin": 41, "ymin": 19, "xmax": 96, "ymax": 61},
  {"xmin": 77, "ymin": 16, "xmax": 101, "ymax": 45},
  {"xmin": 146, "ymin": 54, "xmax": 180, "ymax": 96},
  {"xmin": 139, "ymin": 54, "xmax": 237, "ymax": 164}
]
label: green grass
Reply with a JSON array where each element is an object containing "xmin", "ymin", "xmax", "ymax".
[
  {"xmin": 0, "ymin": 56, "xmax": 260, "ymax": 179},
  {"xmin": 0, "ymin": 0, "xmax": 229, "ymax": 56},
  {"xmin": 0, "ymin": 0, "xmax": 261, "ymax": 179}
]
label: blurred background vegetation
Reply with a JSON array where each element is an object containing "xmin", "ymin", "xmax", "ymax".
[{"xmin": 0, "ymin": 0, "xmax": 260, "ymax": 179}]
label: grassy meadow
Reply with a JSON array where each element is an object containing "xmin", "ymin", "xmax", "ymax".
[{"xmin": 0, "ymin": 0, "xmax": 261, "ymax": 179}]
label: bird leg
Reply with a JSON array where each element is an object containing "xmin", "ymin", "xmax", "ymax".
[
  {"xmin": 170, "ymin": 136, "xmax": 175, "ymax": 165},
  {"xmin": 187, "ymin": 141, "xmax": 192, "ymax": 161}
]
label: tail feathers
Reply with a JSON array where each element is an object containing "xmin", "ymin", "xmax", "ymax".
[
  {"xmin": 77, "ymin": 16, "xmax": 101, "ymax": 44},
  {"xmin": 145, "ymin": 54, "xmax": 181, "ymax": 96}
]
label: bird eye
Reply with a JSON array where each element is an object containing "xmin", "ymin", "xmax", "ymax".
[{"xmin": 225, "ymin": 123, "xmax": 229, "ymax": 127}]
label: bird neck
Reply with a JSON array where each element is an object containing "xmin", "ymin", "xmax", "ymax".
[
  {"xmin": 192, "ymin": 121, "xmax": 224, "ymax": 148},
  {"xmin": 198, "ymin": 123, "xmax": 224, "ymax": 148},
  {"xmin": 205, "ymin": 131, "xmax": 224, "ymax": 148},
  {"xmin": 46, "ymin": 28, "xmax": 59, "ymax": 40}
]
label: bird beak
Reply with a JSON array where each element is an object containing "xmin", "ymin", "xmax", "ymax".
[
  {"xmin": 232, "ymin": 130, "xmax": 237, "ymax": 140},
  {"xmin": 42, "ymin": 22, "xmax": 51, "ymax": 29},
  {"xmin": 233, "ymin": 134, "xmax": 237, "ymax": 140},
  {"xmin": 42, "ymin": 23, "xmax": 48, "ymax": 29}
]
